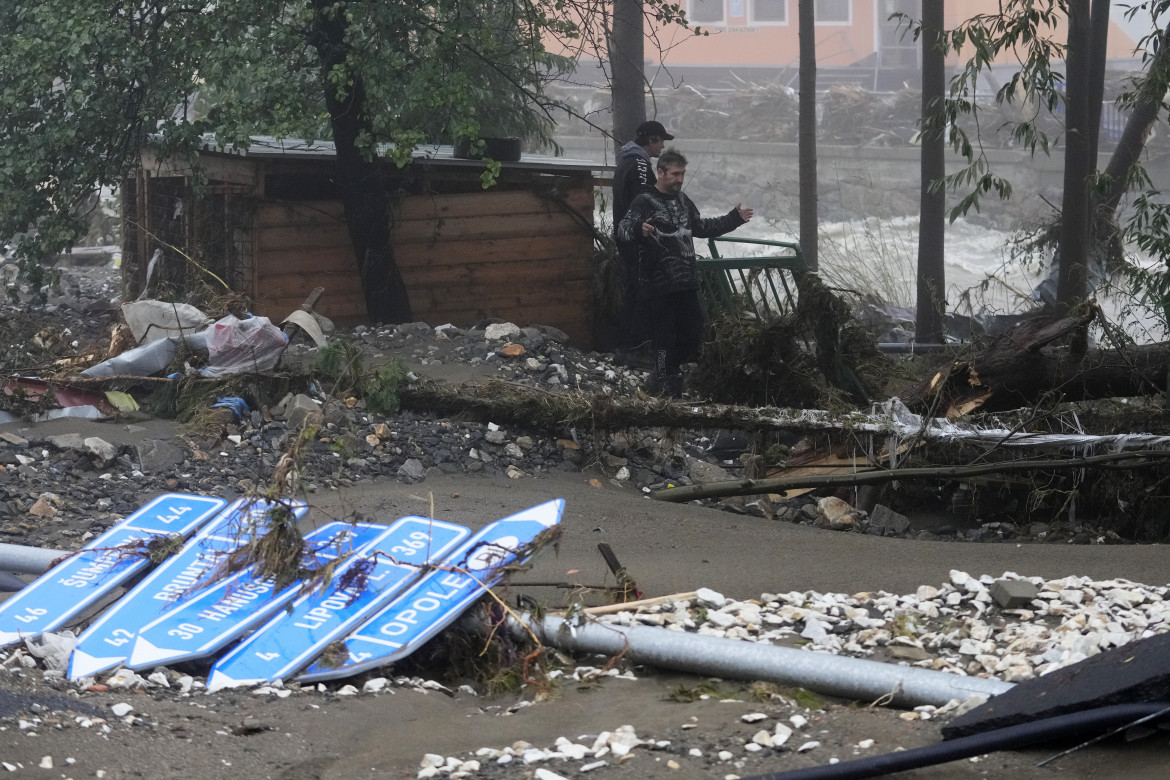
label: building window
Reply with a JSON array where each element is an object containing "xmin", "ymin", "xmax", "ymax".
[
  {"xmin": 688, "ymin": 0, "xmax": 725, "ymax": 24},
  {"xmin": 751, "ymin": 0, "xmax": 787, "ymax": 24},
  {"xmin": 815, "ymin": 0, "xmax": 850, "ymax": 23}
]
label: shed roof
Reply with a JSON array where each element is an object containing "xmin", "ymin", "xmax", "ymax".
[{"xmin": 195, "ymin": 134, "xmax": 611, "ymax": 173}]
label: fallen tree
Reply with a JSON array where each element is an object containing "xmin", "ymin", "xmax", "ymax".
[
  {"xmin": 902, "ymin": 308, "xmax": 1170, "ymax": 418},
  {"xmin": 651, "ymin": 450, "xmax": 1170, "ymax": 503}
]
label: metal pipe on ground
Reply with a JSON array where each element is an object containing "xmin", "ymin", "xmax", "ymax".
[
  {"xmin": 877, "ymin": 343, "xmax": 950, "ymax": 354},
  {"xmin": 0, "ymin": 543, "xmax": 66, "ymax": 576},
  {"xmin": 517, "ymin": 614, "xmax": 1013, "ymax": 709},
  {"xmin": 0, "ymin": 572, "xmax": 29, "ymax": 592}
]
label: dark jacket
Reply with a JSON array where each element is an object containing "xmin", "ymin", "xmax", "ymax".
[
  {"xmin": 611, "ymin": 141, "xmax": 656, "ymax": 231},
  {"xmin": 617, "ymin": 189, "xmax": 746, "ymax": 298}
]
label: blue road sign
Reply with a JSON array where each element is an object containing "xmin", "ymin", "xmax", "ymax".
[
  {"xmin": 206, "ymin": 516, "xmax": 470, "ymax": 690},
  {"xmin": 298, "ymin": 499, "xmax": 563, "ymax": 683},
  {"xmin": 67, "ymin": 497, "xmax": 308, "ymax": 680},
  {"xmin": 126, "ymin": 518, "xmax": 417, "ymax": 671},
  {"xmin": 0, "ymin": 493, "xmax": 226, "ymax": 648}
]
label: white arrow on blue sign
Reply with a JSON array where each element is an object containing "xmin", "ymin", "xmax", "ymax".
[
  {"xmin": 126, "ymin": 518, "xmax": 395, "ymax": 672},
  {"xmin": 206, "ymin": 516, "xmax": 470, "ymax": 690},
  {"xmin": 0, "ymin": 493, "xmax": 227, "ymax": 649},
  {"xmin": 67, "ymin": 497, "xmax": 308, "ymax": 680},
  {"xmin": 297, "ymin": 498, "xmax": 563, "ymax": 683}
]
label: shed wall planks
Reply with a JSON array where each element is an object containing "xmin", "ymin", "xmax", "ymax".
[{"xmin": 251, "ymin": 186, "xmax": 595, "ymax": 344}]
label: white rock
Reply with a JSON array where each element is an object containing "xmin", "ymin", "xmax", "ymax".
[
  {"xmin": 580, "ymin": 760, "xmax": 608, "ymax": 772},
  {"xmin": 110, "ymin": 703, "xmax": 133, "ymax": 718},
  {"xmin": 533, "ymin": 769, "xmax": 569, "ymax": 780},
  {"xmin": 38, "ymin": 757, "xmax": 52, "ymax": 769},
  {"xmin": 741, "ymin": 712, "xmax": 769, "ymax": 723},
  {"xmin": 696, "ymin": 587, "xmax": 727, "ymax": 607},
  {"xmin": 363, "ymin": 677, "xmax": 390, "ymax": 693},
  {"xmin": 797, "ymin": 741, "xmax": 821, "ymax": 752},
  {"xmin": 484, "ymin": 322, "xmax": 521, "ymax": 340},
  {"xmin": 419, "ymin": 754, "xmax": 444, "ymax": 769},
  {"xmin": 773, "ymin": 723, "xmax": 793, "ymax": 746},
  {"xmin": 706, "ymin": 610, "xmax": 739, "ymax": 628},
  {"xmin": 751, "ymin": 730, "xmax": 774, "ymax": 747},
  {"xmin": 105, "ymin": 669, "xmax": 147, "ymax": 689},
  {"xmin": 790, "ymin": 714, "xmax": 809, "ymax": 729}
]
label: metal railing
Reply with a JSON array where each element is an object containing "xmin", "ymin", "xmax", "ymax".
[{"xmin": 697, "ymin": 236, "xmax": 808, "ymax": 319}]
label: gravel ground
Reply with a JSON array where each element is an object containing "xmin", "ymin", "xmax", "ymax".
[{"xmin": 1, "ymin": 263, "xmax": 1169, "ymax": 779}]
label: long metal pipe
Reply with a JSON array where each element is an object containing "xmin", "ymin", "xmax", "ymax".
[
  {"xmin": 519, "ymin": 614, "xmax": 1013, "ymax": 708},
  {"xmin": 0, "ymin": 572, "xmax": 29, "ymax": 592},
  {"xmin": 0, "ymin": 543, "xmax": 66, "ymax": 575}
]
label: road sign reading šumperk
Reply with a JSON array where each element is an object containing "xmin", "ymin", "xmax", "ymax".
[
  {"xmin": 126, "ymin": 519, "xmax": 412, "ymax": 672},
  {"xmin": 206, "ymin": 516, "xmax": 470, "ymax": 690},
  {"xmin": 298, "ymin": 498, "xmax": 563, "ymax": 683},
  {"xmin": 0, "ymin": 493, "xmax": 227, "ymax": 648},
  {"xmin": 67, "ymin": 497, "xmax": 308, "ymax": 680}
]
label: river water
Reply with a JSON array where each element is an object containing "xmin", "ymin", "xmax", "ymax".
[{"xmin": 725, "ymin": 214, "xmax": 1167, "ymax": 344}]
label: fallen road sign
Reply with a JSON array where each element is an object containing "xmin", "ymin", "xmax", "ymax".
[
  {"xmin": 298, "ymin": 498, "xmax": 563, "ymax": 683},
  {"xmin": 206, "ymin": 516, "xmax": 470, "ymax": 690},
  {"xmin": 126, "ymin": 518, "xmax": 391, "ymax": 671},
  {"xmin": 0, "ymin": 493, "xmax": 227, "ymax": 648},
  {"xmin": 67, "ymin": 497, "xmax": 307, "ymax": 680}
]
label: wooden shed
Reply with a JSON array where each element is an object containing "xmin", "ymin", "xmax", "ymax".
[{"xmin": 122, "ymin": 137, "xmax": 606, "ymax": 346}]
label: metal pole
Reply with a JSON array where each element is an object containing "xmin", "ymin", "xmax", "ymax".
[
  {"xmin": 0, "ymin": 572, "xmax": 29, "ymax": 592},
  {"xmin": 519, "ymin": 614, "xmax": 1013, "ymax": 709},
  {"xmin": 0, "ymin": 543, "xmax": 66, "ymax": 575}
]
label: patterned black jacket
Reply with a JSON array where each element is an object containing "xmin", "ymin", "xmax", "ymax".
[{"xmin": 617, "ymin": 190, "xmax": 745, "ymax": 298}]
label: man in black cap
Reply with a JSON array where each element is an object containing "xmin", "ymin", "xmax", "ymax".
[{"xmin": 611, "ymin": 120, "xmax": 675, "ymax": 367}]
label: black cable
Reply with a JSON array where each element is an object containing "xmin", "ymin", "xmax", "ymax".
[{"xmin": 738, "ymin": 702, "xmax": 1170, "ymax": 780}]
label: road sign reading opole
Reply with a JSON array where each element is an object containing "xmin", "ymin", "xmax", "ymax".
[
  {"xmin": 206, "ymin": 516, "xmax": 470, "ymax": 690},
  {"xmin": 0, "ymin": 493, "xmax": 227, "ymax": 649},
  {"xmin": 298, "ymin": 498, "xmax": 563, "ymax": 683},
  {"xmin": 67, "ymin": 497, "xmax": 307, "ymax": 679}
]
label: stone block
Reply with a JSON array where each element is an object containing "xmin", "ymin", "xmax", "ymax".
[{"xmin": 989, "ymin": 579, "xmax": 1041, "ymax": 609}]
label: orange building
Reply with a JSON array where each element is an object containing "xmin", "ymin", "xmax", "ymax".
[{"xmin": 639, "ymin": 1, "xmax": 1147, "ymax": 90}]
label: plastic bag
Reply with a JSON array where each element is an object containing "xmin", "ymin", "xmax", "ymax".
[{"xmin": 202, "ymin": 315, "xmax": 288, "ymax": 378}]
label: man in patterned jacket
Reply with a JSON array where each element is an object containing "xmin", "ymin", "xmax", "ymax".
[
  {"xmin": 611, "ymin": 120, "xmax": 673, "ymax": 367},
  {"xmin": 617, "ymin": 147, "xmax": 754, "ymax": 397}
]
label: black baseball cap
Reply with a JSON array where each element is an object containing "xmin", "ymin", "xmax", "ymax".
[{"xmin": 636, "ymin": 120, "xmax": 675, "ymax": 141}]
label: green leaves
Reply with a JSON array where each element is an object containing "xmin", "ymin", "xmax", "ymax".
[{"xmin": 2, "ymin": 0, "xmax": 624, "ymax": 260}]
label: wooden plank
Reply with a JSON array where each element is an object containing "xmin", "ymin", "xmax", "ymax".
[
  {"xmin": 256, "ymin": 271, "xmax": 365, "ymax": 298},
  {"xmin": 252, "ymin": 240, "xmax": 589, "ymax": 280},
  {"xmin": 394, "ymin": 236, "xmax": 591, "ymax": 267},
  {"xmin": 258, "ymin": 217, "xmax": 591, "ymax": 252},
  {"xmin": 409, "ymin": 280, "xmax": 593, "ymax": 311},
  {"xmin": 399, "ymin": 257, "xmax": 591, "ymax": 287},
  {"xmin": 395, "ymin": 188, "xmax": 592, "ymax": 221},
  {"xmin": 256, "ymin": 202, "xmax": 346, "ymax": 228},
  {"xmin": 140, "ymin": 150, "xmax": 260, "ymax": 189},
  {"xmin": 257, "ymin": 223, "xmax": 350, "ymax": 251},
  {"xmin": 394, "ymin": 212, "xmax": 588, "ymax": 244},
  {"xmin": 255, "ymin": 248, "xmax": 358, "ymax": 275}
]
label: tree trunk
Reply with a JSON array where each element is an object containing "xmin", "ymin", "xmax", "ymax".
[
  {"xmin": 1099, "ymin": 27, "xmax": 1170, "ymax": 221},
  {"xmin": 798, "ymin": 0, "xmax": 818, "ymax": 272},
  {"xmin": 915, "ymin": 1, "xmax": 946, "ymax": 345},
  {"xmin": 1055, "ymin": 1, "xmax": 1095, "ymax": 317},
  {"xmin": 904, "ymin": 309, "xmax": 1170, "ymax": 418},
  {"xmin": 610, "ymin": 0, "xmax": 646, "ymax": 152},
  {"xmin": 309, "ymin": 0, "xmax": 412, "ymax": 325}
]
